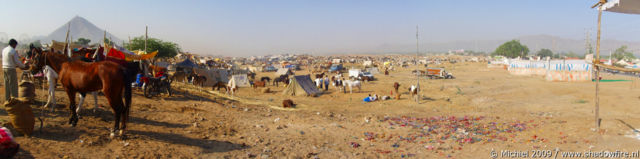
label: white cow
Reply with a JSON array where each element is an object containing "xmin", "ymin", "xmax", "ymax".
[{"xmin": 343, "ymin": 80, "xmax": 362, "ymax": 94}]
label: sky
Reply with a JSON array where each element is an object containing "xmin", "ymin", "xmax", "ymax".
[{"xmin": 1, "ymin": 0, "xmax": 639, "ymax": 56}]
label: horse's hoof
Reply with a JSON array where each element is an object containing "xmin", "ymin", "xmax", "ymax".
[
  {"xmin": 118, "ymin": 130, "xmax": 124, "ymax": 135},
  {"xmin": 110, "ymin": 133, "xmax": 116, "ymax": 138}
]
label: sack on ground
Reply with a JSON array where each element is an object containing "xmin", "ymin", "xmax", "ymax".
[
  {"xmin": 18, "ymin": 81, "xmax": 35, "ymax": 101},
  {"xmin": 3, "ymin": 98, "xmax": 35, "ymax": 136}
]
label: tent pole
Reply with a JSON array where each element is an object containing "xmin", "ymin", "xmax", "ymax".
[
  {"xmin": 64, "ymin": 22, "xmax": 71, "ymax": 55},
  {"xmin": 595, "ymin": 5, "xmax": 603, "ymax": 130}
]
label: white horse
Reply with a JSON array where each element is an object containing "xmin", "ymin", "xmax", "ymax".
[
  {"xmin": 43, "ymin": 65, "xmax": 99, "ymax": 116},
  {"xmin": 409, "ymin": 85, "xmax": 419, "ymax": 101},
  {"xmin": 343, "ymin": 80, "xmax": 361, "ymax": 94},
  {"xmin": 227, "ymin": 80, "xmax": 237, "ymax": 96}
]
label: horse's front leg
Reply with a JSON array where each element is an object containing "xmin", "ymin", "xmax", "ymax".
[
  {"xmin": 66, "ymin": 90, "xmax": 79, "ymax": 126},
  {"xmin": 45, "ymin": 77, "xmax": 57, "ymax": 112},
  {"xmin": 76, "ymin": 93, "xmax": 86, "ymax": 119},
  {"xmin": 92, "ymin": 92, "xmax": 99, "ymax": 112}
]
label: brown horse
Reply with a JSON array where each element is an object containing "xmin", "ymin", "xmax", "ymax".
[
  {"xmin": 315, "ymin": 72, "xmax": 325, "ymax": 79},
  {"xmin": 188, "ymin": 73, "xmax": 207, "ymax": 87},
  {"xmin": 212, "ymin": 81, "xmax": 228, "ymax": 92},
  {"xmin": 31, "ymin": 50, "xmax": 139, "ymax": 137},
  {"xmin": 252, "ymin": 80, "xmax": 266, "ymax": 89}
]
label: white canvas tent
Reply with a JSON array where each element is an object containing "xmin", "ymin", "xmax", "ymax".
[
  {"xmin": 349, "ymin": 69, "xmax": 362, "ymax": 78},
  {"xmin": 366, "ymin": 67, "xmax": 380, "ymax": 75},
  {"xmin": 194, "ymin": 68, "xmax": 230, "ymax": 86},
  {"xmin": 229, "ymin": 74, "xmax": 251, "ymax": 87},
  {"xmin": 363, "ymin": 61, "xmax": 373, "ymax": 67},
  {"xmin": 275, "ymin": 68, "xmax": 293, "ymax": 76}
]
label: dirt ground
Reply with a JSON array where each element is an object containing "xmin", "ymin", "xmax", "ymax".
[{"xmin": 1, "ymin": 60, "xmax": 640, "ymax": 158}]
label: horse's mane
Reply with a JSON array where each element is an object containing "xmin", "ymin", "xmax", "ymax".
[
  {"xmin": 43, "ymin": 51, "xmax": 70, "ymax": 62},
  {"xmin": 41, "ymin": 52, "xmax": 71, "ymax": 72}
]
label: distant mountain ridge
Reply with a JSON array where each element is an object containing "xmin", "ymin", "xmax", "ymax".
[{"xmin": 38, "ymin": 16, "xmax": 122, "ymax": 45}]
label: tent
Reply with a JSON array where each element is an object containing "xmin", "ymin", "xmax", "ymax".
[
  {"xmin": 366, "ymin": 67, "xmax": 380, "ymax": 75},
  {"xmin": 282, "ymin": 75, "xmax": 322, "ymax": 96},
  {"xmin": 228, "ymin": 74, "xmax": 250, "ymax": 87},
  {"xmin": 51, "ymin": 40, "xmax": 82, "ymax": 51},
  {"xmin": 193, "ymin": 68, "xmax": 229, "ymax": 86},
  {"xmin": 363, "ymin": 61, "xmax": 373, "ymax": 67},
  {"xmin": 176, "ymin": 59, "xmax": 199, "ymax": 68},
  {"xmin": 603, "ymin": 0, "xmax": 640, "ymax": 14},
  {"xmin": 275, "ymin": 68, "xmax": 293, "ymax": 76},
  {"xmin": 349, "ymin": 69, "xmax": 362, "ymax": 78}
]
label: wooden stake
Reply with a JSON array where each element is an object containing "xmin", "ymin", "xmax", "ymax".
[{"xmin": 595, "ymin": 5, "xmax": 603, "ymax": 130}]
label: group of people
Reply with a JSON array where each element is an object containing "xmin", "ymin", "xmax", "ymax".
[{"xmin": 314, "ymin": 76, "xmax": 331, "ymax": 91}]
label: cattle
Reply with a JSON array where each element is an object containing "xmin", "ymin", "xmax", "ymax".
[
  {"xmin": 282, "ymin": 99, "xmax": 295, "ymax": 108},
  {"xmin": 343, "ymin": 80, "xmax": 362, "ymax": 94},
  {"xmin": 273, "ymin": 75, "xmax": 289, "ymax": 87}
]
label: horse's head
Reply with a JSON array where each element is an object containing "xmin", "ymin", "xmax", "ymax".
[{"xmin": 30, "ymin": 47, "xmax": 48, "ymax": 74}]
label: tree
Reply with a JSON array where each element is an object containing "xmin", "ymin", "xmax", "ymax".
[
  {"xmin": 75, "ymin": 38, "xmax": 91, "ymax": 45},
  {"xmin": 536, "ymin": 48, "xmax": 553, "ymax": 58},
  {"xmin": 127, "ymin": 36, "xmax": 180, "ymax": 58},
  {"xmin": 611, "ymin": 45, "xmax": 635, "ymax": 61},
  {"xmin": 492, "ymin": 40, "xmax": 529, "ymax": 58},
  {"xmin": 565, "ymin": 51, "xmax": 580, "ymax": 58},
  {"xmin": 31, "ymin": 40, "xmax": 42, "ymax": 48}
]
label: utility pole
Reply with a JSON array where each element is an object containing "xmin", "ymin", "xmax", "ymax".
[
  {"xmin": 416, "ymin": 25, "xmax": 420, "ymax": 103},
  {"xmin": 145, "ymin": 25, "xmax": 148, "ymax": 53},
  {"xmin": 585, "ymin": 28, "xmax": 593, "ymax": 55}
]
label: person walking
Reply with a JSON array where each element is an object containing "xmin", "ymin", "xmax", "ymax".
[
  {"xmin": 2, "ymin": 39, "xmax": 27, "ymax": 102},
  {"xmin": 323, "ymin": 76, "xmax": 330, "ymax": 91}
]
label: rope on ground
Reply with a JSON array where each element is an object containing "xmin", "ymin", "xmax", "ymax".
[{"xmin": 172, "ymin": 82, "xmax": 303, "ymax": 111}]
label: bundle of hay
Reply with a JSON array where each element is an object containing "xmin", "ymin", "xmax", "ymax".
[
  {"xmin": 261, "ymin": 88, "xmax": 270, "ymax": 93},
  {"xmin": 3, "ymin": 98, "xmax": 34, "ymax": 136},
  {"xmin": 18, "ymin": 81, "xmax": 35, "ymax": 102}
]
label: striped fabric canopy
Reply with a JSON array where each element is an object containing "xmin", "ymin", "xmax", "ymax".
[{"xmin": 603, "ymin": 0, "xmax": 640, "ymax": 14}]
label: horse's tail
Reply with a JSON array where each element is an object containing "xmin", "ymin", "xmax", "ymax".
[{"xmin": 121, "ymin": 64, "xmax": 135, "ymax": 118}]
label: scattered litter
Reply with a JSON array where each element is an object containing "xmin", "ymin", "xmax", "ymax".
[
  {"xmin": 360, "ymin": 115, "xmax": 539, "ymax": 154},
  {"xmin": 350, "ymin": 142, "xmax": 360, "ymax": 148},
  {"xmin": 625, "ymin": 129, "xmax": 640, "ymax": 141},
  {"xmin": 274, "ymin": 118, "xmax": 280, "ymax": 123}
]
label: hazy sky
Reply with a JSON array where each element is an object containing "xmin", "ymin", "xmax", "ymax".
[{"xmin": 1, "ymin": 0, "xmax": 639, "ymax": 56}]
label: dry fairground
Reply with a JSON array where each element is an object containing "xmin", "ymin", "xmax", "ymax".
[{"xmin": 2, "ymin": 61, "xmax": 639, "ymax": 158}]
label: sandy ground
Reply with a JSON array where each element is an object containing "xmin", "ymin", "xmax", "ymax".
[{"xmin": 1, "ymin": 61, "xmax": 640, "ymax": 158}]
